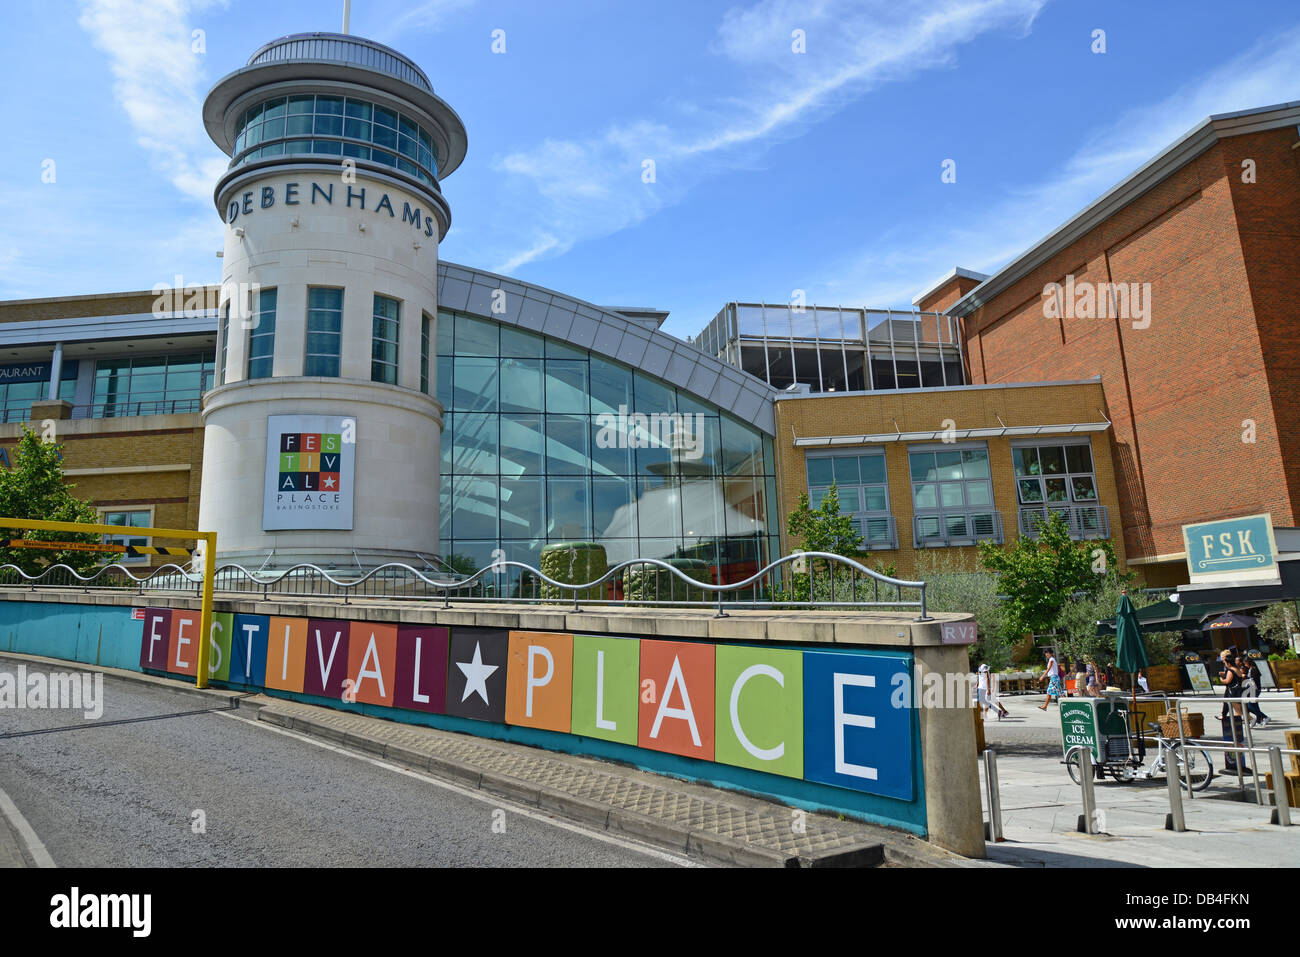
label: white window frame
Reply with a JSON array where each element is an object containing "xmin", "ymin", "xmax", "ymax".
[
  {"xmin": 804, "ymin": 447, "xmax": 896, "ymax": 550},
  {"xmin": 98, "ymin": 507, "xmax": 154, "ymax": 565}
]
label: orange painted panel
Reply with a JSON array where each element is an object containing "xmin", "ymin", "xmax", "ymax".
[{"xmin": 505, "ymin": 631, "xmax": 573, "ymax": 733}]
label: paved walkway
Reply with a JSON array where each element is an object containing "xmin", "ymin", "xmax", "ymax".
[{"xmin": 975, "ymin": 690, "xmax": 1300, "ymax": 867}]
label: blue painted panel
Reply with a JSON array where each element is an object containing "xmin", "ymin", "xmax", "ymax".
[
  {"xmin": 229, "ymin": 614, "xmax": 269, "ymax": 687},
  {"xmin": 802, "ymin": 650, "xmax": 915, "ymax": 801}
]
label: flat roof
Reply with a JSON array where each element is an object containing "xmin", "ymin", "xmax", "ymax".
[{"xmin": 910, "ymin": 267, "xmax": 989, "ymax": 307}]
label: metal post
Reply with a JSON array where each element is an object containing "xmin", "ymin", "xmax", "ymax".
[
  {"xmin": 1242, "ymin": 705, "xmax": 1263, "ymax": 805},
  {"xmin": 1228, "ymin": 705, "xmax": 1245, "ymax": 792},
  {"xmin": 982, "ymin": 748, "xmax": 1004, "ymax": 842},
  {"xmin": 194, "ymin": 531, "xmax": 216, "ymax": 689},
  {"xmin": 1165, "ymin": 745, "xmax": 1186, "ymax": 832},
  {"xmin": 1071, "ymin": 746, "xmax": 1098, "ymax": 834},
  {"xmin": 1269, "ymin": 746, "xmax": 1292, "ymax": 826},
  {"xmin": 1175, "ymin": 699, "xmax": 1194, "ymax": 800}
]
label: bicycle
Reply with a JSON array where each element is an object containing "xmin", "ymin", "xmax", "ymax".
[{"xmin": 1064, "ymin": 706, "xmax": 1215, "ymax": 792}]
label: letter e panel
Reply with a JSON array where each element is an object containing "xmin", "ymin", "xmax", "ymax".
[{"xmin": 802, "ymin": 651, "xmax": 914, "ymax": 800}]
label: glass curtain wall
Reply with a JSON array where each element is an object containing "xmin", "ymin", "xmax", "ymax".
[{"xmin": 437, "ymin": 310, "xmax": 779, "ymax": 584}]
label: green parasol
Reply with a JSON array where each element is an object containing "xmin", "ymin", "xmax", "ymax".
[{"xmin": 1115, "ymin": 592, "xmax": 1151, "ymax": 737}]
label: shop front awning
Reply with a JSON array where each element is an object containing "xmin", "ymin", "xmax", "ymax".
[{"xmin": 1094, "ymin": 598, "xmax": 1264, "ymax": 636}]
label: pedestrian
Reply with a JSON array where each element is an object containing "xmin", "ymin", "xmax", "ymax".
[
  {"xmin": 1242, "ymin": 656, "xmax": 1269, "ymax": 728},
  {"xmin": 1136, "ymin": 667, "xmax": 1149, "ymax": 694},
  {"xmin": 1085, "ymin": 660, "xmax": 1102, "ymax": 698},
  {"xmin": 977, "ymin": 663, "xmax": 1010, "ymax": 720},
  {"xmin": 1038, "ymin": 649, "xmax": 1064, "ymax": 710},
  {"xmin": 1218, "ymin": 649, "xmax": 1251, "ymax": 774}
]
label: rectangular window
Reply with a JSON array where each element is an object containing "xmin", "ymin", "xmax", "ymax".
[
  {"xmin": 420, "ymin": 312, "xmax": 431, "ymax": 395},
  {"xmin": 805, "ymin": 450, "xmax": 895, "ymax": 549},
  {"xmin": 218, "ymin": 303, "xmax": 230, "ymax": 385},
  {"xmin": 100, "ymin": 509, "xmax": 152, "ymax": 565},
  {"xmin": 247, "ymin": 288, "xmax": 278, "ymax": 380},
  {"xmin": 1013, "ymin": 439, "xmax": 1103, "ymax": 538},
  {"xmin": 909, "ymin": 444, "xmax": 999, "ymax": 546},
  {"xmin": 372, "ymin": 294, "xmax": 400, "ymax": 385},
  {"xmin": 305, "ymin": 287, "xmax": 343, "ymax": 377}
]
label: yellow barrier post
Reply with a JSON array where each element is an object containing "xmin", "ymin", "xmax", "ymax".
[
  {"xmin": 195, "ymin": 531, "xmax": 216, "ymax": 689},
  {"xmin": 0, "ymin": 517, "xmax": 215, "ymax": 689}
]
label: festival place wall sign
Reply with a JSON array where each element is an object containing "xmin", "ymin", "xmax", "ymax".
[
  {"xmin": 263, "ymin": 414, "xmax": 356, "ymax": 530},
  {"xmin": 139, "ymin": 609, "xmax": 917, "ymax": 802}
]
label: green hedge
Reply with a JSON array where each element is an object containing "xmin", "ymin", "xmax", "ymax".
[
  {"xmin": 622, "ymin": 558, "xmax": 712, "ymax": 603},
  {"xmin": 539, "ymin": 542, "xmax": 608, "ymax": 601}
]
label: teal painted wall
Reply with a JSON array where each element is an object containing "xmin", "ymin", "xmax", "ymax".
[
  {"xmin": 0, "ymin": 601, "xmax": 142, "ymax": 672},
  {"xmin": 0, "ymin": 597, "xmax": 928, "ymax": 835}
]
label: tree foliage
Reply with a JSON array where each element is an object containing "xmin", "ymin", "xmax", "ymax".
[
  {"xmin": 1052, "ymin": 576, "xmax": 1174, "ymax": 665},
  {"xmin": 912, "ymin": 551, "xmax": 1012, "ymax": 669},
  {"xmin": 978, "ymin": 511, "xmax": 1118, "ymax": 637},
  {"xmin": 786, "ymin": 484, "xmax": 866, "ymax": 560},
  {"xmin": 0, "ymin": 427, "xmax": 102, "ymax": 575}
]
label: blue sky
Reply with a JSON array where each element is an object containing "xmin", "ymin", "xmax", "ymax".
[{"xmin": 1, "ymin": 0, "xmax": 1298, "ymax": 339}]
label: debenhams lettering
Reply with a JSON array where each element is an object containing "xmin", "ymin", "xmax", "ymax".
[{"xmin": 225, "ymin": 180, "xmax": 436, "ymax": 237}]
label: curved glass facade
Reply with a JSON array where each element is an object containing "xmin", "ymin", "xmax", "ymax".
[
  {"xmin": 437, "ymin": 310, "xmax": 780, "ymax": 582},
  {"xmin": 232, "ymin": 94, "xmax": 439, "ymax": 187}
]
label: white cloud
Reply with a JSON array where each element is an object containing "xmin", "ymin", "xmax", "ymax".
[
  {"xmin": 820, "ymin": 23, "xmax": 1300, "ymax": 309},
  {"xmin": 76, "ymin": 0, "xmax": 229, "ymax": 204},
  {"xmin": 380, "ymin": 0, "xmax": 477, "ymax": 37},
  {"xmin": 478, "ymin": 0, "xmax": 1046, "ymax": 273}
]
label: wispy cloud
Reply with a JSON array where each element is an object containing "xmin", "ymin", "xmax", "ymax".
[
  {"xmin": 76, "ymin": 0, "xmax": 229, "ymax": 203},
  {"xmin": 378, "ymin": 0, "xmax": 478, "ymax": 38},
  {"xmin": 481, "ymin": 0, "xmax": 1047, "ymax": 272},
  {"xmin": 820, "ymin": 23, "xmax": 1300, "ymax": 309}
]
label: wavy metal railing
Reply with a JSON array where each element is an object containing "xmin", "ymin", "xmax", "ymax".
[{"xmin": 0, "ymin": 551, "xmax": 930, "ymax": 619}]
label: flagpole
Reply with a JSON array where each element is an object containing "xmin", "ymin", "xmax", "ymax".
[{"xmin": 342, "ymin": 0, "xmax": 351, "ymax": 34}]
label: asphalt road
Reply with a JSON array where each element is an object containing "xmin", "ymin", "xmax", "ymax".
[{"xmin": 0, "ymin": 663, "xmax": 690, "ymax": 867}]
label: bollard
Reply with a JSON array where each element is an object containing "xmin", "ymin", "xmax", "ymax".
[
  {"xmin": 1072, "ymin": 746, "xmax": 1099, "ymax": 834},
  {"xmin": 1174, "ymin": 699, "xmax": 1195, "ymax": 801},
  {"xmin": 982, "ymin": 749, "xmax": 1004, "ymax": 843},
  {"xmin": 1165, "ymin": 749, "xmax": 1186, "ymax": 832},
  {"xmin": 1269, "ymin": 746, "xmax": 1292, "ymax": 827}
]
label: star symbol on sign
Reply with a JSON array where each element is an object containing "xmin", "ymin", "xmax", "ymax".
[
  {"xmin": 323, "ymin": 476, "xmax": 336, "ymax": 489},
  {"xmin": 456, "ymin": 642, "xmax": 498, "ymax": 705}
]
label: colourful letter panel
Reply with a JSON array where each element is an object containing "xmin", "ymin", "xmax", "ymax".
[
  {"xmin": 265, "ymin": 617, "xmax": 308, "ymax": 693},
  {"xmin": 638, "ymin": 639, "xmax": 715, "ymax": 761},
  {"xmin": 304, "ymin": 619, "xmax": 350, "ymax": 698},
  {"xmin": 714, "ymin": 644, "xmax": 804, "ymax": 779},
  {"xmin": 570, "ymin": 635, "xmax": 639, "ymax": 745},
  {"xmin": 505, "ymin": 631, "xmax": 573, "ymax": 733},
  {"xmin": 394, "ymin": 624, "xmax": 448, "ymax": 713}
]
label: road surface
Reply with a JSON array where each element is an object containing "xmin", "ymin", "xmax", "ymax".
[{"xmin": 0, "ymin": 661, "xmax": 693, "ymax": 867}]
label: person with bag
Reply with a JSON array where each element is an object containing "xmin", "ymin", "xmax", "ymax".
[
  {"xmin": 1242, "ymin": 655, "xmax": 1269, "ymax": 728},
  {"xmin": 977, "ymin": 663, "xmax": 1010, "ymax": 720}
]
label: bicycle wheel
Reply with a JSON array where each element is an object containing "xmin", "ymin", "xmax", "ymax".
[
  {"xmin": 1171, "ymin": 747, "xmax": 1215, "ymax": 792},
  {"xmin": 1066, "ymin": 751, "xmax": 1083, "ymax": 784}
]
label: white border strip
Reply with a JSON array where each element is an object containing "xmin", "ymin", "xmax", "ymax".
[{"xmin": 0, "ymin": 783, "xmax": 56, "ymax": 868}]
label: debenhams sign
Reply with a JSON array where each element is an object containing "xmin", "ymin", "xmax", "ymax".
[{"xmin": 226, "ymin": 179, "xmax": 436, "ymax": 238}]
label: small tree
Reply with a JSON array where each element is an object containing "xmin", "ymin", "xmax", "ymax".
[
  {"xmin": 778, "ymin": 484, "xmax": 869, "ymax": 603},
  {"xmin": 1054, "ymin": 575, "xmax": 1166, "ymax": 665},
  {"xmin": 978, "ymin": 511, "xmax": 1118, "ymax": 638},
  {"xmin": 0, "ymin": 427, "xmax": 102, "ymax": 575},
  {"xmin": 786, "ymin": 484, "xmax": 865, "ymax": 559}
]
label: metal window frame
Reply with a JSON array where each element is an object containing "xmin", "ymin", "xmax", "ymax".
[{"xmin": 804, "ymin": 447, "xmax": 897, "ymax": 550}]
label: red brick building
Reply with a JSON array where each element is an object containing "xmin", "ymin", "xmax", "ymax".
[{"xmin": 921, "ymin": 102, "xmax": 1300, "ymax": 586}]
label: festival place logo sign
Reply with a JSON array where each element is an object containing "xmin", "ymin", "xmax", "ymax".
[{"xmin": 262, "ymin": 414, "xmax": 356, "ymax": 530}]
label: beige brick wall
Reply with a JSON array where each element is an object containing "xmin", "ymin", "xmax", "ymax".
[
  {"xmin": 0, "ymin": 415, "xmax": 205, "ymax": 568},
  {"xmin": 772, "ymin": 381, "xmax": 1128, "ymax": 579}
]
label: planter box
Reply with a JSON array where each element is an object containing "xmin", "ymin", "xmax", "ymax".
[
  {"xmin": 1145, "ymin": 664, "xmax": 1182, "ymax": 694},
  {"xmin": 1270, "ymin": 659, "xmax": 1300, "ymax": 688}
]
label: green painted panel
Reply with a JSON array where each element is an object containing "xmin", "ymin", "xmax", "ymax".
[
  {"xmin": 570, "ymin": 635, "xmax": 639, "ymax": 745},
  {"xmin": 714, "ymin": 645, "xmax": 804, "ymax": 779}
]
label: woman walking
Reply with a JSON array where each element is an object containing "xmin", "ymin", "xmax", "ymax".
[{"xmin": 1038, "ymin": 649, "xmax": 1065, "ymax": 710}]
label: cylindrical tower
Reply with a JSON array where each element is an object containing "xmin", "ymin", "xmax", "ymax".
[{"xmin": 198, "ymin": 33, "xmax": 466, "ymax": 568}]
